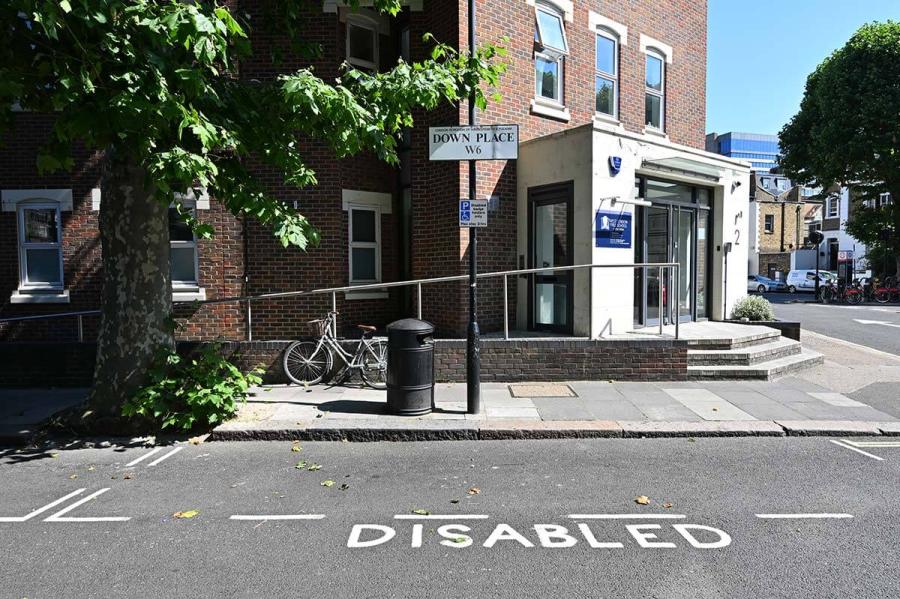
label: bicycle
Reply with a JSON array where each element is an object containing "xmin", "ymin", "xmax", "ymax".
[
  {"xmin": 282, "ymin": 311, "xmax": 387, "ymax": 389},
  {"xmin": 874, "ymin": 276, "xmax": 899, "ymax": 303}
]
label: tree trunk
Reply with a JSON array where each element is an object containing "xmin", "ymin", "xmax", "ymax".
[{"xmin": 87, "ymin": 155, "xmax": 173, "ymax": 418}]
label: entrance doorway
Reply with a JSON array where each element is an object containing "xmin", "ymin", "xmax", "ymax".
[
  {"xmin": 634, "ymin": 178, "xmax": 711, "ymax": 326},
  {"xmin": 528, "ymin": 182, "xmax": 573, "ymax": 334}
]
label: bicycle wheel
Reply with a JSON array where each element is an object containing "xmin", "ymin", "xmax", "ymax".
[
  {"xmin": 847, "ymin": 290, "xmax": 862, "ymax": 305},
  {"xmin": 283, "ymin": 341, "xmax": 333, "ymax": 385},
  {"xmin": 874, "ymin": 289, "xmax": 891, "ymax": 303},
  {"xmin": 360, "ymin": 338, "xmax": 388, "ymax": 390}
]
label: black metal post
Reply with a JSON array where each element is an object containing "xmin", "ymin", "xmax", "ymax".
[
  {"xmin": 815, "ymin": 248, "xmax": 820, "ymax": 300},
  {"xmin": 466, "ymin": 0, "xmax": 481, "ymax": 415}
]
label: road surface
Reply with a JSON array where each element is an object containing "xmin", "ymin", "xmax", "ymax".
[{"xmin": 2, "ymin": 438, "xmax": 898, "ymax": 598}]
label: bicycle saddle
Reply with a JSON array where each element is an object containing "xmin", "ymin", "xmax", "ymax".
[{"xmin": 357, "ymin": 324, "xmax": 376, "ymax": 332}]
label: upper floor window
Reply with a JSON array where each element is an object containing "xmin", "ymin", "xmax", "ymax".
[
  {"xmin": 764, "ymin": 214, "xmax": 774, "ymax": 233},
  {"xmin": 644, "ymin": 51, "xmax": 665, "ymax": 130},
  {"xmin": 595, "ymin": 30, "xmax": 618, "ymax": 117},
  {"xmin": 534, "ymin": 3, "xmax": 568, "ymax": 105},
  {"xmin": 826, "ymin": 196, "xmax": 839, "ymax": 218},
  {"xmin": 169, "ymin": 201, "xmax": 199, "ymax": 289},
  {"xmin": 879, "ymin": 192, "xmax": 893, "ymax": 207},
  {"xmin": 346, "ymin": 15, "xmax": 378, "ymax": 71},
  {"xmin": 17, "ymin": 202, "xmax": 63, "ymax": 290}
]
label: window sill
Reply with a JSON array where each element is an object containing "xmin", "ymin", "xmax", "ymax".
[
  {"xmin": 530, "ymin": 99, "xmax": 570, "ymax": 122},
  {"xmin": 642, "ymin": 127, "xmax": 668, "ymax": 140},
  {"xmin": 592, "ymin": 113, "xmax": 624, "ymax": 131},
  {"xmin": 173, "ymin": 288, "xmax": 206, "ymax": 302},
  {"xmin": 344, "ymin": 289, "xmax": 389, "ymax": 301},
  {"xmin": 10, "ymin": 289, "xmax": 70, "ymax": 304}
]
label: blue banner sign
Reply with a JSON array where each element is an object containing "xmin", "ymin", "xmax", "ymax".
[{"xmin": 595, "ymin": 210, "xmax": 632, "ymax": 248}]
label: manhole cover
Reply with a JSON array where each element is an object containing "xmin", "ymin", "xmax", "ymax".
[{"xmin": 508, "ymin": 384, "xmax": 577, "ymax": 398}]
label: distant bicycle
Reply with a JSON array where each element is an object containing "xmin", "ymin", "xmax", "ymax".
[
  {"xmin": 282, "ymin": 311, "xmax": 387, "ymax": 389},
  {"xmin": 874, "ymin": 276, "xmax": 900, "ymax": 303}
]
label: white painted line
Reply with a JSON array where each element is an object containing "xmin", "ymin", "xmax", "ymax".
[
  {"xmin": 843, "ymin": 440, "xmax": 900, "ymax": 448},
  {"xmin": 0, "ymin": 489, "xmax": 86, "ymax": 523},
  {"xmin": 146, "ymin": 446, "xmax": 184, "ymax": 467},
  {"xmin": 44, "ymin": 488, "xmax": 130, "ymax": 522},
  {"xmin": 830, "ymin": 439, "xmax": 884, "ymax": 461},
  {"xmin": 125, "ymin": 447, "xmax": 163, "ymax": 467},
  {"xmin": 230, "ymin": 515, "xmax": 326, "ymax": 521},
  {"xmin": 567, "ymin": 514, "xmax": 687, "ymax": 520},
  {"xmin": 393, "ymin": 514, "xmax": 490, "ymax": 520},
  {"xmin": 755, "ymin": 513, "xmax": 853, "ymax": 519}
]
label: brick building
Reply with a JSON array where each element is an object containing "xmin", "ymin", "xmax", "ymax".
[{"xmin": 1, "ymin": 0, "xmax": 749, "ymax": 349}]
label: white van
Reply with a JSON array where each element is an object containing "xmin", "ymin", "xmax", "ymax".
[{"xmin": 786, "ymin": 269, "xmax": 830, "ymax": 293}]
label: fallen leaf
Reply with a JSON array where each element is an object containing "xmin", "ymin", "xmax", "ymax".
[
  {"xmin": 188, "ymin": 436, "xmax": 204, "ymax": 445},
  {"xmin": 88, "ymin": 465, "xmax": 95, "ymax": 471},
  {"xmin": 662, "ymin": 502, "xmax": 673, "ymax": 509},
  {"xmin": 321, "ymin": 480, "xmax": 335, "ymax": 488},
  {"xmin": 68, "ymin": 474, "xmax": 78, "ymax": 480},
  {"xmin": 712, "ymin": 407, "xmax": 719, "ymax": 412},
  {"xmin": 412, "ymin": 508, "xmax": 430, "ymax": 515},
  {"xmin": 687, "ymin": 437, "xmax": 696, "ymax": 443},
  {"xmin": 307, "ymin": 463, "xmax": 322, "ymax": 472},
  {"xmin": 290, "ymin": 442, "xmax": 302, "ymax": 453},
  {"xmin": 452, "ymin": 536, "xmax": 467, "ymax": 544},
  {"xmin": 50, "ymin": 453, "xmax": 59, "ymax": 459},
  {"xmin": 295, "ymin": 460, "xmax": 308, "ymax": 469},
  {"xmin": 450, "ymin": 499, "xmax": 460, "ymax": 504},
  {"xmin": 635, "ymin": 495, "xmax": 650, "ymax": 505},
  {"xmin": 123, "ymin": 473, "xmax": 133, "ymax": 480},
  {"xmin": 467, "ymin": 487, "xmax": 480, "ymax": 495},
  {"xmin": 339, "ymin": 484, "xmax": 350, "ymax": 491},
  {"xmin": 173, "ymin": 510, "xmax": 199, "ymax": 519}
]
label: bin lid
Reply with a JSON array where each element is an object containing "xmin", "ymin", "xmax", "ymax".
[{"xmin": 386, "ymin": 318, "xmax": 434, "ymax": 334}]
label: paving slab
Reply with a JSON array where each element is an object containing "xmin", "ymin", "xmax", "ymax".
[
  {"xmin": 808, "ymin": 392, "xmax": 868, "ymax": 408},
  {"xmin": 775, "ymin": 420, "xmax": 883, "ymax": 436},
  {"xmin": 619, "ymin": 420, "xmax": 785, "ymax": 437},
  {"xmin": 531, "ymin": 397, "xmax": 593, "ymax": 421},
  {"xmin": 582, "ymin": 400, "xmax": 646, "ymax": 421}
]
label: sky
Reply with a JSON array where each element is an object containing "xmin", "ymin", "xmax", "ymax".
[{"xmin": 706, "ymin": 0, "xmax": 899, "ymax": 136}]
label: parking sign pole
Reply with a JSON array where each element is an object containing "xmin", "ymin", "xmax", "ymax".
[{"xmin": 466, "ymin": 0, "xmax": 481, "ymax": 415}]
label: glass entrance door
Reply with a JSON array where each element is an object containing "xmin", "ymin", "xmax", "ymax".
[
  {"xmin": 645, "ymin": 206, "xmax": 669, "ymax": 324},
  {"xmin": 674, "ymin": 208, "xmax": 694, "ymax": 322},
  {"xmin": 530, "ymin": 184, "xmax": 573, "ymax": 334}
]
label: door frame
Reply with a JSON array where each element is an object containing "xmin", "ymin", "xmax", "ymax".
[{"xmin": 527, "ymin": 181, "xmax": 575, "ymax": 335}]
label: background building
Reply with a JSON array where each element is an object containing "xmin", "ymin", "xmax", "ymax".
[{"xmin": 706, "ymin": 131, "xmax": 780, "ymax": 172}]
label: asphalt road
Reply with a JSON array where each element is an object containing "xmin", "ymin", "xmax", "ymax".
[
  {"xmin": 763, "ymin": 292, "xmax": 900, "ymax": 355},
  {"xmin": 2, "ymin": 438, "xmax": 899, "ymax": 598}
]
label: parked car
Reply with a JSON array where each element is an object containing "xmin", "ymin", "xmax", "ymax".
[
  {"xmin": 786, "ymin": 269, "xmax": 829, "ymax": 293},
  {"xmin": 747, "ymin": 274, "xmax": 786, "ymax": 293}
]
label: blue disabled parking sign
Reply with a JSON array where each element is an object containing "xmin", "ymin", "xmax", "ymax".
[{"xmin": 459, "ymin": 199, "xmax": 488, "ymax": 227}]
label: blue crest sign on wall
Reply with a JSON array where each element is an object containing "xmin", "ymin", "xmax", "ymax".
[
  {"xmin": 608, "ymin": 155, "xmax": 622, "ymax": 176},
  {"xmin": 595, "ymin": 210, "xmax": 632, "ymax": 248}
]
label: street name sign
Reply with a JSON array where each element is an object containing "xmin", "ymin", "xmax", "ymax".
[
  {"xmin": 459, "ymin": 199, "xmax": 488, "ymax": 227},
  {"xmin": 429, "ymin": 125, "xmax": 519, "ymax": 161}
]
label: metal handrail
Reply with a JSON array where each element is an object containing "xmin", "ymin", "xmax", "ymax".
[{"xmin": 0, "ymin": 262, "xmax": 681, "ymax": 341}]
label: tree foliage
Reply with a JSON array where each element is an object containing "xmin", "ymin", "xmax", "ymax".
[
  {"xmin": 0, "ymin": 0, "xmax": 507, "ymax": 248},
  {"xmin": 779, "ymin": 21, "xmax": 900, "ymax": 270}
]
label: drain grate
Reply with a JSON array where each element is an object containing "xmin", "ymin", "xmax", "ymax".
[{"xmin": 508, "ymin": 384, "xmax": 577, "ymax": 398}]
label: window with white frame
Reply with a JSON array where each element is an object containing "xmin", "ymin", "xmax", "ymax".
[
  {"xmin": 644, "ymin": 50, "xmax": 665, "ymax": 130},
  {"xmin": 594, "ymin": 29, "xmax": 618, "ymax": 117},
  {"xmin": 348, "ymin": 205, "xmax": 381, "ymax": 284},
  {"xmin": 533, "ymin": 3, "xmax": 568, "ymax": 105},
  {"xmin": 879, "ymin": 192, "xmax": 893, "ymax": 208},
  {"xmin": 346, "ymin": 15, "xmax": 378, "ymax": 71},
  {"xmin": 764, "ymin": 214, "xmax": 774, "ymax": 233},
  {"xmin": 17, "ymin": 202, "xmax": 63, "ymax": 290},
  {"xmin": 169, "ymin": 201, "xmax": 199, "ymax": 289},
  {"xmin": 826, "ymin": 195, "xmax": 839, "ymax": 218}
]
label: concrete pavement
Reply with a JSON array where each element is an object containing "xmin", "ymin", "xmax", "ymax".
[{"xmin": 2, "ymin": 438, "xmax": 899, "ymax": 598}]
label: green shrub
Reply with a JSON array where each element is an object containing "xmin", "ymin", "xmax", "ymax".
[
  {"xmin": 123, "ymin": 345, "xmax": 263, "ymax": 431},
  {"xmin": 731, "ymin": 295, "xmax": 775, "ymax": 321}
]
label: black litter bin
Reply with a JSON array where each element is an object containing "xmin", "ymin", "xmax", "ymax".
[{"xmin": 386, "ymin": 318, "xmax": 435, "ymax": 416}]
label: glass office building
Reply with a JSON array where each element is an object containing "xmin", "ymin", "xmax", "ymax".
[{"xmin": 705, "ymin": 132, "xmax": 779, "ymax": 172}]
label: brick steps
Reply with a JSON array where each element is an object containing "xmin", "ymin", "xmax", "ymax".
[
  {"xmin": 688, "ymin": 347, "xmax": 824, "ymax": 381},
  {"xmin": 687, "ymin": 337, "xmax": 801, "ymax": 366}
]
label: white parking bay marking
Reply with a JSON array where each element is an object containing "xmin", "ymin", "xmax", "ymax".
[
  {"xmin": 230, "ymin": 515, "xmax": 326, "ymax": 521},
  {"xmin": 853, "ymin": 319, "xmax": 900, "ymax": 329},
  {"xmin": 568, "ymin": 514, "xmax": 687, "ymax": 520},
  {"xmin": 44, "ymin": 488, "xmax": 130, "ymax": 522},
  {"xmin": 146, "ymin": 446, "xmax": 184, "ymax": 467},
  {"xmin": 829, "ymin": 439, "xmax": 884, "ymax": 461},
  {"xmin": 842, "ymin": 440, "xmax": 900, "ymax": 448},
  {"xmin": 394, "ymin": 514, "xmax": 490, "ymax": 520},
  {"xmin": 0, "ymin": 489, "xmax": 86, "ymax": 523},
  {"xmin": 125, "ymin": 447, "xmax": 163, "ymax": 467},
  {"xmin": 756, "ymin": 513, "xmax": 853, "ymax": 519}
]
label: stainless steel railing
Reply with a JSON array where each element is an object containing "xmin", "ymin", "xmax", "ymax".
[{"xmin": 0, "ymin": 262, "xmax": 680, "ymax": 341}]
